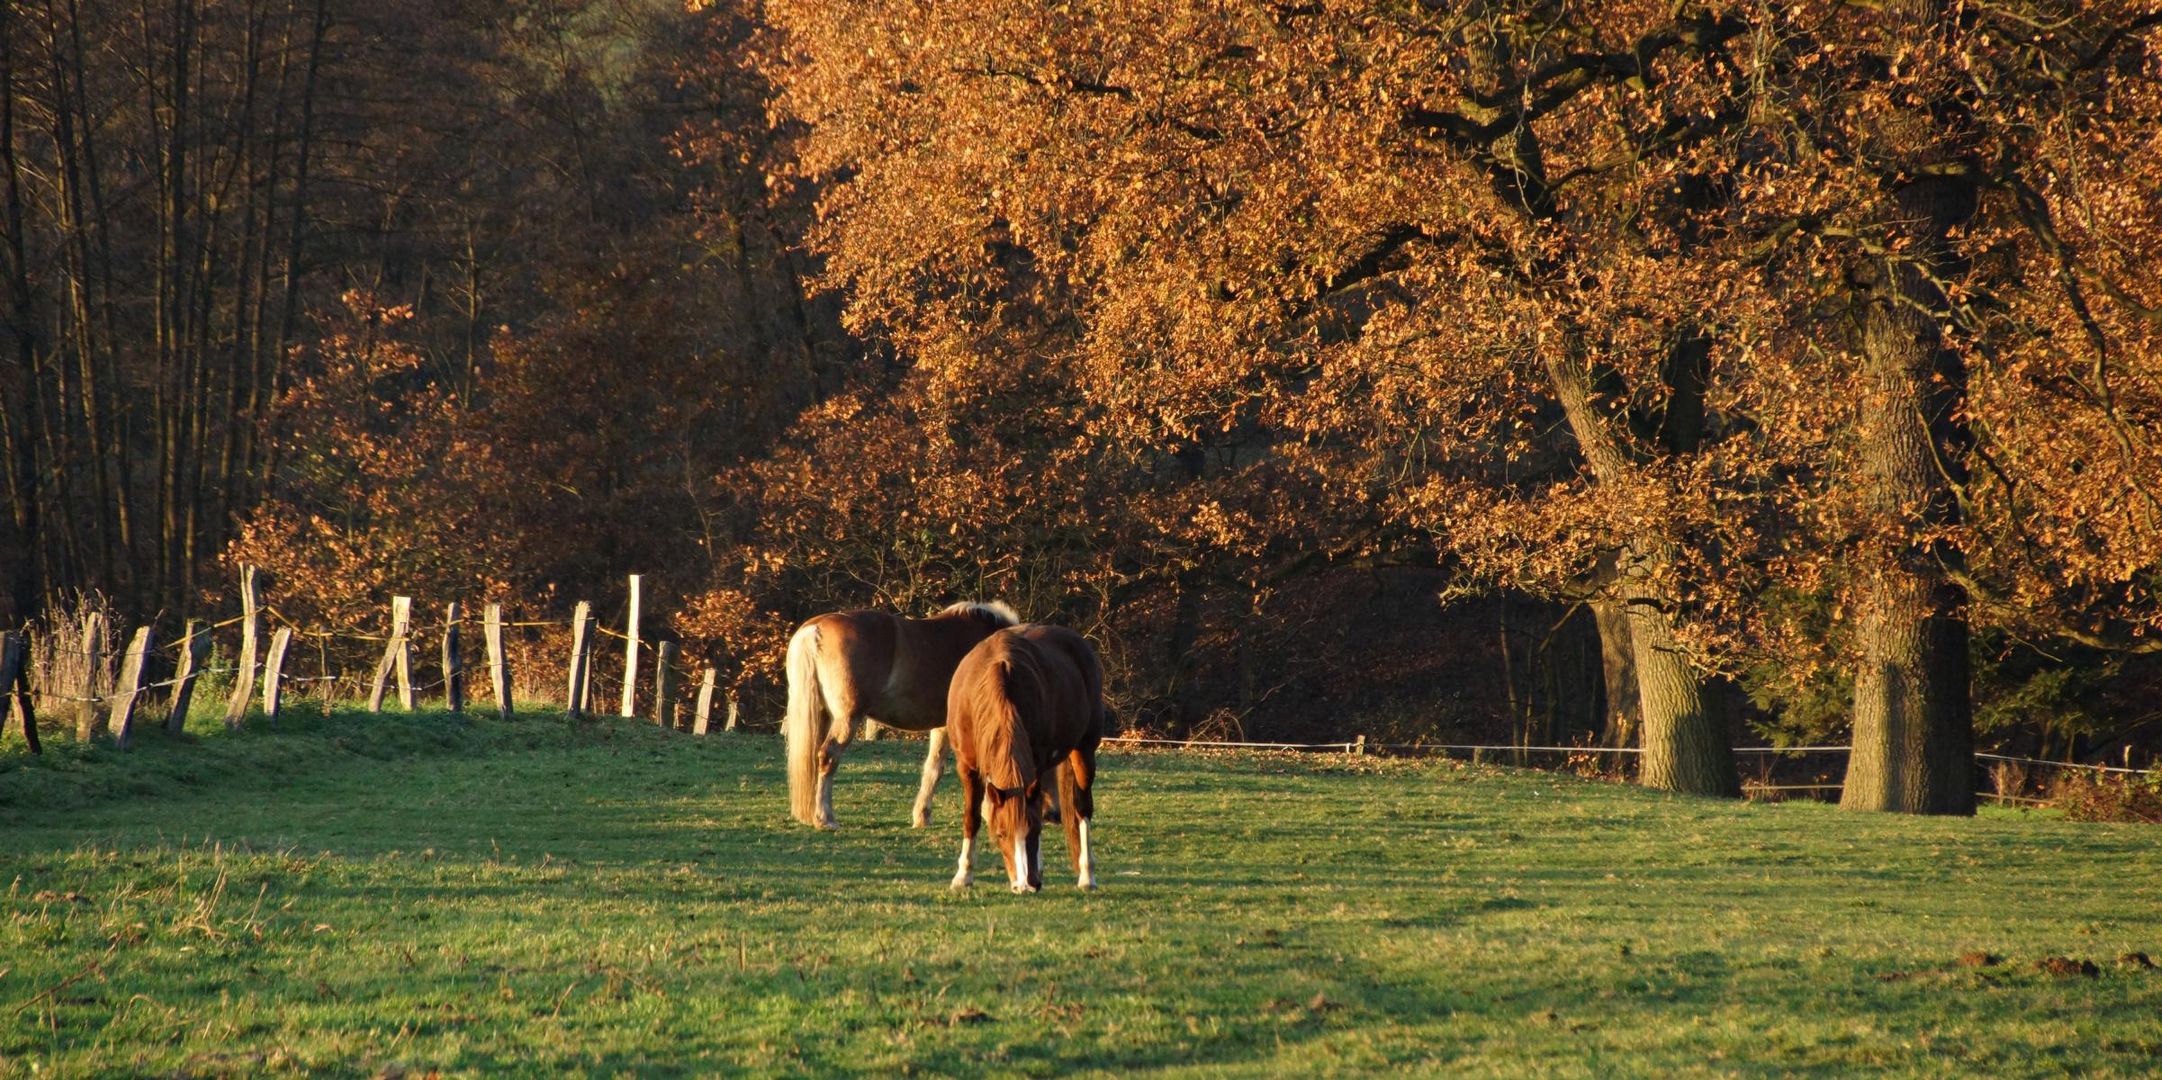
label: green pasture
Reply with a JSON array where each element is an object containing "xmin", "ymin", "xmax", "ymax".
[{"xmin": 2, "ymin": 710, "xmax": 2160, "ymax": 1077}]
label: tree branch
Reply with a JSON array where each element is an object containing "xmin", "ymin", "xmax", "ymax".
[
  {"xmin": 1404, "ymin": 11, "xmax": 1750, "ymax": 146},
  {"xmin": 1944, "ymin": 565, "xmax": 2162, "ymax": 654}
]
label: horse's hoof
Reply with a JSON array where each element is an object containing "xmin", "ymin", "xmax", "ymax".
[
  {"xmin": 1076, "ymin": 878, "xmax": 1096, "ymax": 891},
  {"xmin": 950, "ymin": 873, "xmax": 973, "ymax": 889},
  {"xmin": 911, "ymin": 814, "xmax": 931, "ymax": 829}
]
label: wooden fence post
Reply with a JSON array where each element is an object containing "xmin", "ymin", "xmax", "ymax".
[
  {"xmin": 725, "ymin": 692, "xmax": 740, "ymax": 733},
  {"xmin": 318, "ymin": 634, "xmax": 334, "ymax": 717},
  {"xmin": 484, "ymin": 603, "xmax": 513, "ymax": 718},
  {"xmin": 442, "ymin": 602, "xmax": 465, "ymax": 713},
  {"xmin": 109, "ymin": 626, "xmax": 155, "ymax": 749},
  {"xmin": 369, "ymin": 596, "xmax": 412, "ymax": 713},
  {"xmin": 653, "ymin": 641, "xmax": 679, "ymax": 729},
  {"xmin": 693, "ymin": 669, "xmax": 716, "ymax": 735},
  {"xmin": 76, "ymin": 609, "xmax": 108, "ymax": 740},
  {"xmin": 0, "ymin": 631, "xmax": 18, "ymax": 745},
  {"xmin": 1354, "ymin": 734, "xmax": 1368, "ymax": 756},
  {"xmin": 619, "ymin": 574, "xmax": 642, "ymax": 718},
  {"xmin": 166, "ymin": 620, "xmax": 209, "ymax": 733},
  {"xmin": 223, "ymin": 567, "xmax": 261, "ymax": 729},
  {"xmin": 566, "ymin": 601, "xmax": 593, "ymax": 718},
  {"xmin": 579, "ymin": 640, "xmax": 594, "ymax": 712},
  {"xmin": 396, "ymin": 598, "xmax": 415, "ymax": 711},
  {"xmin": 261, "ymin": 627, "xmax": 294, "ymax": 721},
  {"xmin": 1, "ymin": 630, "xmax": 38, "ymax": 754}
]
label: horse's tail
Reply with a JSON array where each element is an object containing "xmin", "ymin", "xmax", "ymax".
[{"xmin": 784, "ymin": 623, "xmax": 825, "ymax": 826}]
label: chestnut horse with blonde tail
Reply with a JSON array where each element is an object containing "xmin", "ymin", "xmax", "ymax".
[
  {"xmin": 785, "ymin": 601, "xmax": 1020, "ymax": 829},
  {"xmin": 948, "ymin": 624, "xmax": 1105, "ymax": 893}
]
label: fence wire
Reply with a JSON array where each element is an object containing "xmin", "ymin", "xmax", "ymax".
[{"xmin": 7, "ymin": 582, "xmax": 2151, "ymax": 817}]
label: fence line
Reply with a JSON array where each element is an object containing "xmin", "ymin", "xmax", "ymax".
[
  {"xmin": 1373, "ymin": 741, "xmax": 1640, "ymax": 754},
  {"xmin": 6, "ymin": 566, "xmax": 2153, "ymax": 818},
  {"xmin": 1105, "ymin": 736, "xmax": 1859, "ymax": 756},
  {"xmin": 26, "ymin": 666, "xmax": 244, "ymax": 703},
  {"xmin": 1975, "ymin": 751, "xmax": 2153, "ymax": 777},
  {"xmin": 1098, "ymin": 733, "xmax": 2152, "ymax": 809},
  {"xmin": 1102, "ymin": 736, "xmax": 1360, "ymax": 751},
  {"xmin": 1978, "ymin": 792, "xmax": 2057, "ymax": 806},
  {"xmin": 3, "ymin": 565, "xmax": 746, "ymax": 753}
]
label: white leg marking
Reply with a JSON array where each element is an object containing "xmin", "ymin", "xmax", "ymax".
[
  {"xmin": 951, "ymin": 836, "xmax": 974, "ymax": 889},
  {"xmin": 1077, "ymin": 818, "xmax": 1096, "ymax": 890},
  {"xmin": 817, "ymin": 769, "xmax": 836, "ymax": 829},
  {"xmin": 912, "ymin": 729, "xmax": 946, "ymax": 827},
  {"xmin": 1012, "ymin": 837, "xmax": 1032, "ymax": 893}
]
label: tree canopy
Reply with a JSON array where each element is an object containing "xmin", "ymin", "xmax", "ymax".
[{"xmin": 5, "ymin": 0, "xmax": 2160, "ymax": 809}]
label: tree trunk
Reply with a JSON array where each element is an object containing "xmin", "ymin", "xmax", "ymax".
[
  {"xmin": 0, "ymin": 6, "xmax": 46, "ymax": 623},
  {"xmin": 258, "ymin": 0, "xmax": 327, "ymax": 503},
  {"xmin": 1545, "ymin": 347, "xmax": 1738, "ymax": 797},
  {"xmin": 1590, "ymin": 598, "xmax": 1640, "ymax": 749},
  {"xmin": 1843, "ymin": 568, "xmax": 1973, "ymax": 813},
  {"xmin": 1164, "ymin": 569, "xmax": 1206, "ymax": 731},
  {"xmin": 1839, "ymin": 222, "xmax": 1976, "ymax": 812},
  {"xmin": 1535, "ymin": 603, "xmax": 1602, "ymax": 747},
  {"xmin": 1627, "ymin": 595, "xmax": 1737, "ymax": 795},
  {"xmin": 1838, "ymin": 7, "xmax": 1978, "ymax": 816}
]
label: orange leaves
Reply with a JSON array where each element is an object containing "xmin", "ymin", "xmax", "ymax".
[
  {"xmin": 700, "ymin": 0, "xmax": 2162, "ymax": 726},
  {"xmin": 229, "ymin": 298, "xmax": 521, "ymax": 636}
]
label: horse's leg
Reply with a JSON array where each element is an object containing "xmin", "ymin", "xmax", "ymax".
[
  {"xmin": 1026, "ymin": 821, "xmax": 1044, "ymax": 892},
  {"xmin": 816, "ymin": 711, "xmax": 859, "ymax": 830},
  {"xmin": 911, "ymin": 727, "xmax": 947, "ymax": 828},
  {"xmin": 1061, "ymin": 746, "xmax": 1097, "ymax": 889},
  {"xmin": 952, "ymin": 766, "xmax": 984, "ymax": 889}
]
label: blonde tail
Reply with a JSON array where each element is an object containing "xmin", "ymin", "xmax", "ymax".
[{"xmin": 784, "ymin": 625, "xmax": 825, "ymax": 826}]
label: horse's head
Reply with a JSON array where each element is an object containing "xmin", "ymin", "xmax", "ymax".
[{"xmin": 983, "ymin": 783, "xmax": 1047, "ymax": 893}]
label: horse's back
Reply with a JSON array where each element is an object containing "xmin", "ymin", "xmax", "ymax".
[
  {"xmin": 1014, "ymin": 624, "xmax": 1103, "ymax": 740},
  {"xmin": 950, "ymin": 625, "xmax": 1102, "ymax": 768},
  {"xmin": 796, "ymin": 610, "xmax": 898, "ymax": 716},
  {"xmin": 797, "ymin": 608, "xmax": 999, "ymax": 731},
  {"xmin": 883, "ymin": 611, "xmax": 1004, "ymax": 728}
]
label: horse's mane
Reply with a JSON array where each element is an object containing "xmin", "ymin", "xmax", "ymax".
[{"xmin": 937, "ymin": 600, "xmax": 1020, "ymax": 627}]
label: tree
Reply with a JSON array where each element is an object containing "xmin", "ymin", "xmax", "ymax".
[
  {"xmin": 1730, "ymin": 1, "xmax": 2162, "ymax": 812},
  {"xmin": 750, "ymin": 0, "xmax": 2162, "ymax": 803},
  {"xmin": 754, "ymin": 0, "xmax": 1767, "ymax": 793}
]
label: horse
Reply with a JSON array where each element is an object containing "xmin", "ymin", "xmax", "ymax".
[
  {"xmin": 946, "ymin": 624, "xmax": 1104, "ymax": 893},
  {"xmin": 784, "ymin": 600, "xmax": 1020, "ymax": 829}
]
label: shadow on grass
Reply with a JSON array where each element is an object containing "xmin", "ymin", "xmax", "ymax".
[{"xmin": 7, "ymin": 729, "xmax": 2162, "ymax": 1076}]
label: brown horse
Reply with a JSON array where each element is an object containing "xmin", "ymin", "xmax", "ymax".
[
  {"xmin": 947, "ymin": 624, "xmax": 1104, "ymax": 893},
  {"xmin": 784, "ymin": 601, "xmax": 1019, "ymax": 829}
]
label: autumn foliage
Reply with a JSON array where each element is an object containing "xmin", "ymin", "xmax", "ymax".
[{"xmin": 6, "ymin": 0, "xmax": 2162, "ymax": 808}]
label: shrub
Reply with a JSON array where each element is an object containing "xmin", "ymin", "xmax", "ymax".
[{"xmin": 2052, "ymin": 769, "xmax": 2162, "ymax": 824}]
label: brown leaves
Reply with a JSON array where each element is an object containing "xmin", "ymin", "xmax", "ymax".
[{"xmin": 685, "ymin": 0, "xmax": 2162, "ymax": 728}]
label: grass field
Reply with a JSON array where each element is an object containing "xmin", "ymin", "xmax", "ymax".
[{"xmin": 4, "ymin": 710, "xmax": 2162, "ymax": 1077}]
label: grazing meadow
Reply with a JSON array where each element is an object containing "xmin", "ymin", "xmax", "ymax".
[{"xmin": 3, "ymin": 711, "xmax": 2160, "ymax": 1077}]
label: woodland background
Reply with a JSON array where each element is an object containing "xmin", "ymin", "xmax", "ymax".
[{"xmin": 4, "ymin": 0, "xmax": 2161, "ymax": 811}]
